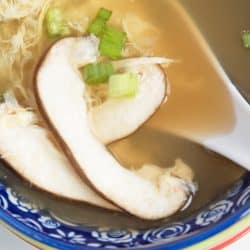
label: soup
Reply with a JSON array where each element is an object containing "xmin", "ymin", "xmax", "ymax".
[{"xmin": 0, "ymin": 0, "xmax": 246, "ymax": 228}]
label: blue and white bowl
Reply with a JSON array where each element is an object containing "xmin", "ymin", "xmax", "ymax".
[{"xmin": 0, "ymin": 169, "xmax": 249, "ymax": 249}]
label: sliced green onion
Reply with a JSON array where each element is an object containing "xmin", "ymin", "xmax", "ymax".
[
  {"xmin": 82, "ymin": 62, "xmax": 115, "ymax": 85},
  {"xmin": 88, "ymin": 8, "xmax": 112, "ymax": 36},
  {"xmin": 108, "ymin": 72, "xmax": 139, "ymax": 98},
  {"xmin": 88, "ymin": 8, "xmax": 127, "ymax": 58},
  {"xmin": 242, "ymin": 31, "xmax": 250, "ymax": 48},
  {"xmin": 99, "ymin": 26, "xmax": 127, "ymax": 59},
  {"xmin": 98, "ymin": 8, "xmax": 112, "ymax": 21},
  {"xmin": 88, "ymin": 18, "xmax": 106, "ymax": 36},
  {"xmin": 45, "ymin": 8, "xmax": 70, "ymax": 37}
]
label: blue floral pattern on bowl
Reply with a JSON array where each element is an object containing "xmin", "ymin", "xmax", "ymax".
[{"xmin": 0, "ymin": 173, "xmax": 249, "ymax": 250}]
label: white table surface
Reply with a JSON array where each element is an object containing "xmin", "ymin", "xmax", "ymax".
[{"xmin": 0, "ymin": 225, "xmax": 249, "ymax": 250}]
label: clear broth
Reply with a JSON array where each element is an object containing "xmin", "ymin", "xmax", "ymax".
[{"xmin": 0, "ymin": 0, "xmax": 246, "ymax": 229}]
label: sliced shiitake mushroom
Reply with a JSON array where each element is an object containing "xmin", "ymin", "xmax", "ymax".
[
  {"xmin": 0, "ymin": 94, "xmax": 118, "ymax": 211},
  {"xmin": 36, "ymin": 36, "xmax": 194, "ymax": 220}
]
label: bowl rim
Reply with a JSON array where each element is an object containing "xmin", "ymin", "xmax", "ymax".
[{"xmin": 0, "ymin": 198, "xmax": 249, "ymax": 250}]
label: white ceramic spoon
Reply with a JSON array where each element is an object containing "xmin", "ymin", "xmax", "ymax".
[
  {"xmin": 199, "ymin": 65, "xmax": 250, "ymax": 171},
  {"xmin": 181, "ymin": 3, "xmax": 250, "ymax": 171},
  {"xmin": 152, "ymin": 1, "xmax": 250, "ymax": 171}
]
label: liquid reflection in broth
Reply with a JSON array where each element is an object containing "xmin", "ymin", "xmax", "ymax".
[{"xmin": 0, "ymin": 0, "xmax": 246, "ymax": 229}]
